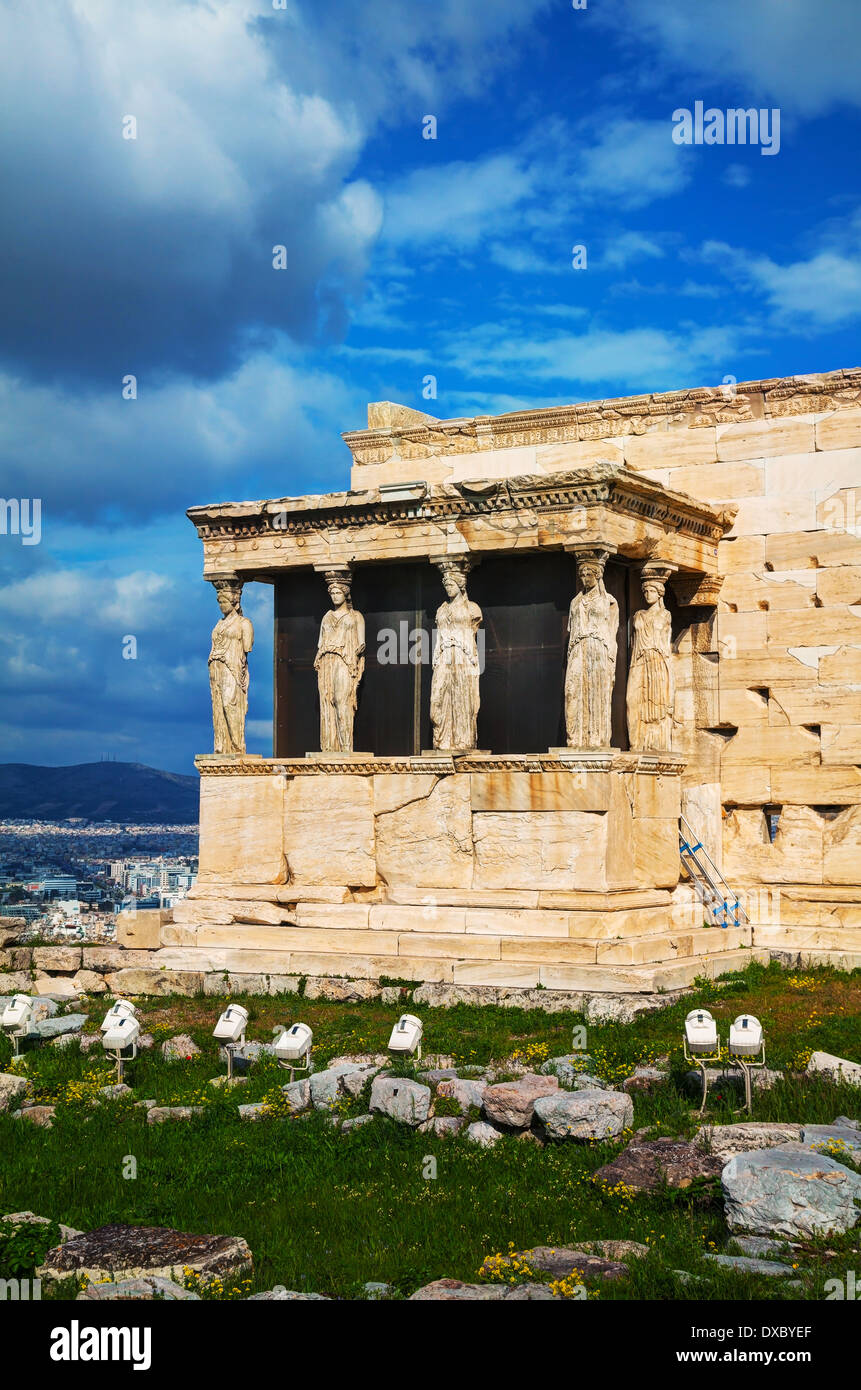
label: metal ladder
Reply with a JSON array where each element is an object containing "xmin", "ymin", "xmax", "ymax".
[{"xmin": 679, "ymin": 814, "xmax": 748, "ymax": 928}]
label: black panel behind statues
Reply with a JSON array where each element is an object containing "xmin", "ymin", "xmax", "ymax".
[{"xmin": 274, "ymin": 554, "xmax": 635, "ymax": 757}]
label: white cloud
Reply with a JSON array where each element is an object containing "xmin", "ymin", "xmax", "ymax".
[{"xmin": 602, "ymin": 231, "xmax": 666, "ymax": 269}]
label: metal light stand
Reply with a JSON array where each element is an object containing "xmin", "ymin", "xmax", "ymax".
[
  {"xmin": 730, "ymin": 1042, "xmax": 766, "ymax": 1114},
  {"xmin": 277, "ymin": 1047, "xmax": 312, "ymax": 1085},
  {"xmin": 225, "ymin": 1033, "xmax": 246, "ymax": 1081},
  {"xmin": 683, "ymin": 1036, "xmax": 723, "ymax": 1114},
  {"xmin": 113, "ymin": 1041, "xmax": 138, "ymax": 1084}
]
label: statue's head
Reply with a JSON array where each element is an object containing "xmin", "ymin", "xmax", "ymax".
[
  {"xmin": 436, "ymin": 558, "xmax": 470, "ymax": 599},
  {"xmin": 214, "ymin": 579, "xmax": 242, "ymax": 615},
  {"xmin": 643, "ymin": 580, "xmax": 664, "ymax": 606},
  {"xmin": 579, "ymin": 563, "xmax": 601, "ymax": 591},
  {"xmin": 327, "ymin": 581, "xmax": 349, "ymax": 608}
]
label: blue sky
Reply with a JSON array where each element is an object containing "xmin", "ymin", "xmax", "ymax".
[{"xmin": 1, "ymin": 0, "xmax": 860, "ymax": 773}]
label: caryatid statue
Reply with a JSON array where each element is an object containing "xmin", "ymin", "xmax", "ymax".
[
  {"xmin": 314, "ymin": 568, "xmax": 365, "ymax": 752},
  {"xmin": 627, "ymin": 563, "xmax": 676, "ymax": 752},
  {"xmin": 564, "ymin": 547, "xmax": 619, "ymax": 748},
  {"xmin": 209, "ymin": 577, "xmax": 254, "ymax": 755},
  {"xmin": 430, "ymin": 557, "xmax": 482, "ymax": 750}
]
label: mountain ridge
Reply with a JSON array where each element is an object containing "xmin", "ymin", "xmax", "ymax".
[{"xmin": 0, "ymin": 762, "xmax": 198, "ymax": 824}]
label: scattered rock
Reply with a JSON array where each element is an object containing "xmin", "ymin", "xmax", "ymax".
[
  {"xmin": 238, "ymin": 1104, "xmax": 267, "ymax": 1122},
  {"xmin": 16, "ymin": 1105, "xmax": 55, "ymax": 1128},
  {"xmin": 622, "ymin": 1066, "xmax": 670, "ymax": 1093},
  {"xmin": 410, "ymin": 1279, "xmax": 555, "ymax": 1301},
  {"xmin": 1, "ymin": 1212, "xmax": 82, "ymax": 1243},
  {"xmin": 34, "ymin": 1013, "xmax": 88, "ymax": 1040},
  {"xmin": 33, "ymin": 977, "xmax": 81, "ymax": 1000},
  {"xmin": 370, "ymin": 1076, "xmax": 431, "ymax": 1126},
  {"xmin": 540, "ymin": 1054, "xmax": 595, "ymax": 1085},
  {"xmin": 310, "ymin": 1064, "xmax": 378, "ymax": 1110},
  {"xmin": 363, "ymin": 1281, "xmax": 393, "ymax": 1299},
  {"xmin": 572, "ymin": 1239, "xmax": 650, "ymax": 1260},
  {"xmin": 38, "ymin": 1223, "xmax": 252, "ymax": 1285},
  {"xmin": 484, "ymin": 1247, "xmax": 628, "ymax": 1282},
  {"xmin": 436, "ymin": 1077, "xmax": 486, "ymax": 1112},
  {"xmin": 807, "ymin": 1051, "xmax": 861, "ymax": 1086},
  {"xmin": 722, "ymin": 1144, "xmax": 861, "ymax": 1237},
  {"xmin": 161, "ymin": 1034, "xmax": 201, "ymax": 1061},
  {"xmin": 583, "ymin": 991, "xmax": 688, "ymax": 1024},
  {"xmin": 341, "ymin": 1114, "xmax": 375, "ymax": 1132},
  {"xmin": 209, "ymin": 1075, "xmax": 247, "ymax": 1089},
  {"xmin": 703, "ymin": 1253, "xmax": 796, "ymax": 1277},
  {"xmin": 0, "ymin": 1073, "xmax": 29, "ymax": 1111},
  {"xmin": 465, "ymin": 1121, "xmax": 502, "ymax": 1148},
  {"xmin": 834, "ymin": 1115, "xmax": 859, "ymax": 1130},
  {"xmin": 801, "ymin": 1125, "xmax": 861, "ymax": 1157},
  {"xmin": 77, "ymin": 1277, "xmax": 200, "ymax": 1301},
  {"xmin": 417, "ymin": 1068, "xmax": 459, "ymax": 1085},
  {"xmin": 72, "ymin": 971, "xmax": 108, "ymax": 995},
  {"xmin": 146, "ymin": 1106, "xmax": 205, "ymax": 1124},
  {"xmin": 247, "ymin": 1287, "xmax": 329, "ymax": 1300},
  {"xmin": 534, "ymin": 1088, "xmax": 633, "ymax": 1142},
  {"xmin": 303, "ymin": 977, "xmax": 380, "ymax": 1003},
  {"xmin": 482, "ymin": 1074, "xmax": 558, "ymax": 1130},
  {"xmin": 729, "ymin": 1235, "xmax": 796, "ymax": 1258},
  {"xmin": 280, "ymin": 1078, "xmax": 311, "ymax": 1113},
  {"xmin": 695, "ymin": 1122, "xmax": 803, "ymax": 1160},
  {"xmin": 328, "ymin": 1053, "xmax": 388, "ymax": 1070},
  {"xmin": 593, "ymin": 1137, "xmax": 723, "ymax": 1192},
  {"xmin": 98, "ymin": 1083, "xmax": 133, "ymax": 1101},
  {"xmin": 419, "ymin": 1115, "xmax": 465, "ymax": 1136}
]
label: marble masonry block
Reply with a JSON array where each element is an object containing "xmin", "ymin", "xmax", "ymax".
[
  {"xmin": 819, "ymin": 647, "xmax": 861, "ymax": 684},
  {"xmin": 823, "ymin": 807, "xmax": 861, "ymax": 886},
  {"xmin": 667, "ymin": 460, "xmax": 763, "ymax": 499},
  {"xmin": 451, "ymin": 961, "xmax": 541, "ymax": 987},
  {"xmin": 470, "ymin": 770, "xmax": 610, "ymax": 813},
  {"xmin": 396, "ymin": 933, "xmax": 501, "ymax": 961},
  {"xmin": 565, "ymin": 906, "xmax": 673, "ymax": 939},
  {"xmin": 473, "ymin": 811, "xmax": 608, "ymax": 891},
  {"xmin": 816, "ymin": 565, "xmax": 861, "ymax": 605},
  {"xmin": 723, "ymin": 806, "xmax": 824, "ymax": 886},
  {"xmin": 374, "ymin": 774, "xmax": 473, "ymax": 889},
  {"xmin": 499, "ymin": 938, "xmax": 597, "ymax": 965},
  {"xmin": 728, "ymin": 495, "xmax": 816, "ymax": 537},
  {"xmin": 721, "ymin": 571, "xmax": 816, "ymax": 613},
  {"xmin": 623, "ymin": 427, "xmax": 717, "ymax": 471},
  {"xmin": 369, "ymin": 904, "xmax": 467, "ymax": 933},
  {"xmin": 822, "ymin": 726, "xmax": 861, "ymax": 764},
  {"xmin": 766, "ymin": 528, "xmax": 861, "ymax": 571},
  {"xmin": 719, "ymin": 535, "xmax": 766, "ymax": 572},
  {"xmin": 198, "ymin": 774, "xmax": 285, "ymax": 886},
  {"xmin": 463, "ymin": 908, "xmax": 570, "ymax": 937},
  {"xmin": 767, "ymin": 447, "xmax": 861, "ymax": 497},
  {"xmin": 288, "ymin": 951, "xmax": 454, "ymax": 983},
  {"xmin": 604, "ymin": 775, "xmax": 636, "ymax": 893},
  {"xmin": 771, "ymin": 767, "xmax": 861, "ymax": 805},
  {"xmin": 720, "ymin": 726, "xmax": 820, "ymax": 769},
  {"xmin": 284, "ymin": 774, "xmax": 376, "ymax": 887},
  {"xmin": 681, "ymin": 783, "xmax": 722, "ymax": 870},
  {"xmin": 295, "ymin": 903, "xmax": 371, "ymax": 928},
  {"xmin": 629, "ymin": 774, "xmax": 680, "ymax": 821},
  {"xmin": 717, "ymin": 610, "xmax": 767, "ymax": 654},
  {"xmin": 116, "ymin": 909, "xmax": 168, "ymax": 950},
  {"xmin": 716, "ymin": 417, "xmax": 815, "ymax": 461},
  {"xmin": 172, "ymin": 899, "xmax": 235, "ymax": 925},
  {"xmin": 768, "ymin": 608, "xmax": 861, "ymax": 648},
  {"xmin": 815, "ymin": 408, "xmax": 861, "ymax": 451},
  {"xmin": 631, "ymin": 818, "xmax": 680, "ymax": 889}
]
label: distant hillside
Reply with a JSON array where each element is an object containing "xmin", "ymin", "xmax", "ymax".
[{"xmin": 0, "ymin": 762, "xmax": 199, "ymax": 824}]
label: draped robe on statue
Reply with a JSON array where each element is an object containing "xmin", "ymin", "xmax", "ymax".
[
  {"xmin": 564, "ymin": 585, "xmax": 618, "ymax": 748},
  {"xmin": 209, "ymin": 610, "xmax": 254, "ymax": 754},
  {"xmin": 430, "ymin": 591, "xmax": 482, "ymax": 749},
  {"xmin": 316, "ymin": 607, "xmax": 365, "ymax": 752},
  {"xmin": 627, "ymin": 601, "xmax": 674, "ymax": 751}
]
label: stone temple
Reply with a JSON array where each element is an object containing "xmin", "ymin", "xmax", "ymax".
[{"xmin": 119, "ymin": 368, "xmax": 861, "ymax": 999}]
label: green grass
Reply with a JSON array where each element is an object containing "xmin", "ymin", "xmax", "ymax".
[{"xmin": 0, "ymin": 960, "xmax": 859, "ymax": 1300}]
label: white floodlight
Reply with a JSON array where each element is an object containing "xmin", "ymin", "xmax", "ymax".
[
  {"xmin": 1, "ymin": 995, "xmax": 37, "ymax": 1057},
  {"xmin": 100, "ymin": 999, "xmax": 137, "ymax": 1034},
  {"xmin": 683, "ymin": 1008, "xmax": 721, "ymax": 1115},
  {"xmin": 728, "ymin": 1013, "xmax": 765, "ymax": 1113},
  {"xmin": 388, "ymin": 1013, "xmax": 423, "ymax": 1059},
  {"xmin": 101, "ymin": 1013, "xmax": 141, "ymax": 1082},
  {"xmin": 728, "ymin": 1013, "xmax": 763, "ymax": 1058},
  {"xmin": 273, "ymin": 1022, "xmax": 313, "ymax": 1077},
  {"xmin": 215, "ymin": 1004, "xmax": 249, "ymax": 1079}
]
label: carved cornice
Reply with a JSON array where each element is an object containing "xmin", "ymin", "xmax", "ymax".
[
  {"xmin": 187, "ymin": 462, "xmax": 733, "ymax": 550},
  {"xmin": 342, "ymin": 369, "xmax": 861, "ymax": 465},
  {"xmin": 194, "ymin": 752, "xmax": 686, "ymax": 777}
]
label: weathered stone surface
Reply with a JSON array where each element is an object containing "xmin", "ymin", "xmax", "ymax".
[
  {"xmin": 302, "ymin": 976, "xmax": 381, "ymax": 1002},
  {"xmin": 540, "ymin": 1054, "xmax": 595, "ymax": 1084},
  {"xmin": 807, "ymin": 1050, "xmax": 861, "ymax": 1086},
  {"xmin": 161, "ymin": 1033, "xmax": 201, "ymax": 1060},
  {"xmin": 571, "ymin": 1239, "xmax": 650, "ymax": 1260},
  {"xmin": 104, "ymin": 968, "xmax": 205, "ymax": 996},
  {"xmin": 722, "ymin": 1145, "xmax": 861, "ymax": 1236},
  {"xmin": 33, "ymin": 977, "xmax": 80, "ymax": 999},
  {"xmin": 38, "ymin": 1224, "xmax": 252, "ymax": 1285},
  {"xmin": 435, "ymin": 1077, "xmax": 486, "ymax": 1112},
  {"xmin": 72, "ymin": 971, "xmax": 108, "ymax": 994},
  {"xmin": 370, "ymin": 1076, "xmax": 431, "ymax": 1126},
  {"xmin": 33, "ymin": 1013, "xmax": 88, "ymax": 1040},
  {"xmin": 535, "ymin": 1088, "xmax": 633, "ymax": 1142},
  {"xmin": 375, "ymin": 774, "xmax": 473, "ymax": 889},
  {"xmin": 594, "ymin": 1137, "xmax": 723, "ymax": 1191},
  {"xmin": 310, "ymin": 1063, "xmax": 378, "ymax": 1110},
  {"xmin": 341, "ymin": 1113, "xmax": 375, "ymax": 1132},
  {"xmin": 0, "ymin": 917, "xmax": 27, "ymax": 945},
  {"xmin": 247, "ymin": 1287, "xmax": 330, "ymax": 1300},
  {"xmin": 116, "ymin": 908, "xmax": 168, "ymax": 950},
  {"xmin": 696, "ymin": 1122, "xmax": 803, "ymax": 1160},
  {"xmin": 146, "ymin": 1106, "xmax": 205, "ymax": 1124},
  {"xmin": 419, "ymin": 1115, "xmax": 465, "ymax": 1136},
  {"xmin": 410, "ymin": 1278, "xmax": 556, "ymax": 1301},
  {"xmin": 703, "ymin": 1253, "xmax": 795, "ymax": 1277},
  {"xmin": 281, "ymin": 1078, "xmax": 311, "ymax": 1113},
  {"xmin": 15, "ymin": 1106, "xmax": 56, "ymax": 1127},
  {"xmin": 483, "ymin": 1246, "xmax": 629, "ymax": 1282},
  {"xmin": 77, "ymin": 1276, "xmax": 200, "ymax": 1300},
  {"xmin": 622, "ymin": 1065, "xmax": 669, "ymax": 1093},
  {"xmin": 32, "ymin": 947, "xmax": 82, "ymax": 973},
  {"xmin": 482, "ymin": 1073, "xmax": 558, "ymax": 1129},
  {"xmin": 799, "ymin": 1125, "xmax": 861, "ymax": 1157},
  {"xmin": 465, "ymin": 1120, "xmax": 502, "ymax": 1147},
  {"xmin": 729, "ymin": 1235, "xmax": 795, "ymax": 1258}
]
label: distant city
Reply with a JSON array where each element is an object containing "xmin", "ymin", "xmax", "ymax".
[{"xmin": 0, "ymin": 819, "xmax": 198, "ymax": 941}]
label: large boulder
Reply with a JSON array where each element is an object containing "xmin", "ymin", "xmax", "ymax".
[
  {"xmin": 801, "ymin": 1125, "xmax": 861, "ymax": 1157},
  {"xmin": 161, "ymin": 1034, "xmax": 201, "ymax": 1060},
  {"xmin": 33, "ymin": 1013, "xmax": 88, "ymax": 1041},
  {"xmin": 807, "ymin": 1051, "xmax": 861, "ymax": 1086},
  {"xmin": 465, "ymin": 1121, "xmax": 502, "ymax": 1148},
  {"xmin": 435, "ymin": 1077, "xmax": 486, "ymax": 1112},
  {"xmin": 310, "ymin": 1063, "xmax": 378, "ymax": 1110},
  {"xmin": 38, "ymin": 1224, "xmax": 252, "ymax": 1285},
  {"xmin": 482, "ymin": 1074, "xmax": 558, "ymax": 1130},
  {"xmin": 410, "ymin": 1279, "xmax": 556, "ymax": 1301},
  {"xmin": 1, "ymin": 1211, "xmax": 82, "ymax": 1243},
  {"xmin": 481, "ymin": 1247, "xmax": 628, "ymax": 1282},
  {"xmin": 722, "ymin": 1144, "xmax": 861, "ymax": 1237},
  {"xmin": 146, "ymin": 1106, "xmax": 205, "ymax": 1124},
  {"xmin": 77, "ymin": 1277, "xmax": 200, "ymax": 1301},
  {"xmin": 0, "ymin": 1073, "xmax": 29, "ymax": 1111},
  {"xmin": 534, "ymin": 1088, "xmax": 633, "ymax": 1141},
  {"xmin": 369, "ymin": 1076, "xmax": 431, "ymax": 1126},
  {"xmin": 593, "ymin": 1137, "xmax": 723, "ymax": 1192}
]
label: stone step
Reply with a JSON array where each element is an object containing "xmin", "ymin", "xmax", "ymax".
[
  {"xmin": 594, "ymin": 924, "xmax": 752, "ymax": 966},
  {"xmin": 752, "ymin": 925, "xmax": 861, "ymax": 954}
]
